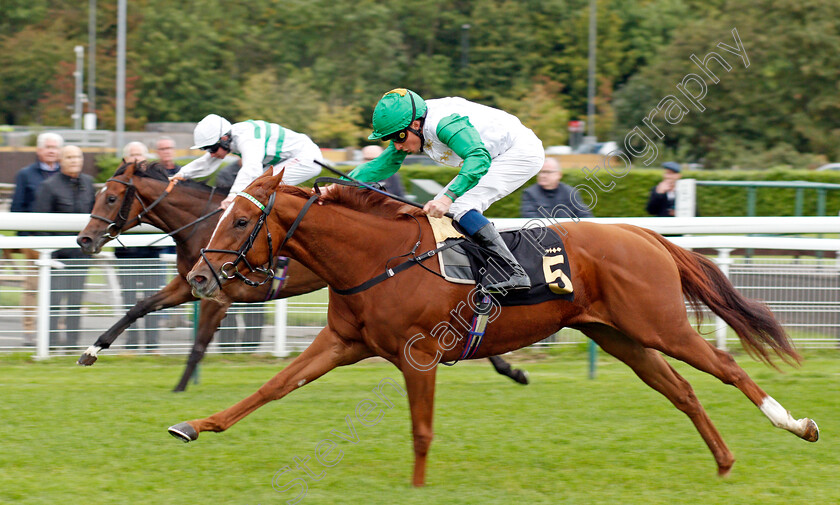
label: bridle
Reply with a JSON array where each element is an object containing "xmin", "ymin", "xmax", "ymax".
[
  {"xmin": 200, "ymin": 187, "xmax": 321, "ymax": 290},
  {"xmin": 89, "ymin": 171, "xmax": 178, "ymax": 239},
  {"xmin": 199, "ymin": 191, "xmax": 278, "ymax": 288},
  {"xmin": 198, "ymin": 175, "xmax": 452, "ymax": 297},
  {"xmin": 89, "ymin": 168, "xmax": 222, "ymax": 244}
]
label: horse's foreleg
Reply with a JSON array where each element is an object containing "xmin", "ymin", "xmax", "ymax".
[
  {"xmin": 172, "ymin": 298, "xmax": 231, "ymax": 392},
  {"xmin": 168, "ymin": 327, "xmax": 371, "ymax": 441},
  {"xmin": 78, "ymin": 278, "xmax": 195, "ymax": 365},
  {"xmin": 487, "ymin": 355, "xmax": 529, "ymax": 385},
  {"xmin": 400, "ymin": 355, "xmax": 438, "ymax": 487},
  {"xmin": 582, "ymin": 325, "xmax": 736, "ymax": 476}
]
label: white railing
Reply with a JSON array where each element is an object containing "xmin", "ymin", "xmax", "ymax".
[
  {"xmin": 1, "ymin": 214, "xmax": 839, "ymax": 358},
  {"xmin": 4, "ymin": 213, "xmax": 840, "ymax": 235}
]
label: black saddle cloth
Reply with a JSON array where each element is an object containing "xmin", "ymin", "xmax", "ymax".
[{"xmin": 441, "ymin": 226, "xmax": 575, "ymax": 307}]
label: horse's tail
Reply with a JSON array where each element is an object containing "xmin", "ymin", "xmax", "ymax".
[{"xmin": 646, "ymin": 230, "xmax": 800, "ymax": 367}]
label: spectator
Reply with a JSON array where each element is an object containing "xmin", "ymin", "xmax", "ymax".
[
  {"xmin": 34, "ymin": 145, "xmax": 95, "ymax": 349},
  {"xmin": 646, "ymin": 161, "xmax": 682, "ymax": 217},
  {"xmin": 123, "ymin": 141, "xmax": 150, "ymax": 162},
  {"xmin": 520, "ymin": 157, "xmax": 593, "ymax": 218},
  {"xmin": 174, "ymin": 114, "xmax": 323, "ymax": 209},
  {"xmin": 114, "ymin": 142, "xmax": 165, "ymax": 351},
  {"xmin": 155, "ymin": 136, "xmax": 181, "ymax": 177},
  {"xmin": 154, "ymin": 137, "xmax": 180, "ymax": 255},
  {"xmin": 11, "ymin": 132, "xmax": 64, "ymax": 213},
  {"xmin": 215, "ymin": 159, "xmax": 265, "ymax": 349},
  {"xmin": 10, "ymin": 132, "xmax": 64, "ymax": 343},
  {"xmin": 365, "ymin": 145, "xmax": 405, "ymax": 197}
]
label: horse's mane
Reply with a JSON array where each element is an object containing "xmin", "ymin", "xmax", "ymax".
[
  {"xmin": 114, "ymin": 161, "xmax": 230, "ymax": 197},
  {"xmin": 277, "ymin": 184, "xmax": 424, "ymax": 220}
]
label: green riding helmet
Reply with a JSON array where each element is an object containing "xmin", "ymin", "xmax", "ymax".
[{"xmin": 368, "ymin": 88, "xmax": 427, "ymax": 141}]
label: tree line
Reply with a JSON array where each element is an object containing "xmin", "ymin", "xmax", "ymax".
[{"xmin": 1, "ymin": 0, "xmax": 837, "ymax": 168}]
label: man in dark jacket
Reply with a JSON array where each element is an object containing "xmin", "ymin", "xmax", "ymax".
[
  {"xmin": 34, "ymin": 145, "xmax": 95, "ymax": 348},
  {"xmin": 154, "ymin": 136, "xmax": 181, "ymax": 177},
  {"xmin": 646, "ymin": 161, "xmax": 682, "ymax": 217},
  {"xmin": 9, "ymin": 132, "xmax": 63, "ymax": 341},
  {"xmin": 520, "ymin": 158, "xmax": 593, "ymax": 218},
  {"xmin": 11, "ymin": 132, "xmax": 64, "ymax": 213}
]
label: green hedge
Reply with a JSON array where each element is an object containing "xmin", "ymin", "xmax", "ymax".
[
  {"xmin": 385, "ymin": 166, "xmax": 840, "ymax": 218},
  {"xmin": 97, "ymin": 155, "xmax": 840, "ymax": 218}
]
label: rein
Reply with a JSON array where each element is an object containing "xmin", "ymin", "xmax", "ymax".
[
  {"xmin": 90, "ymin": 172, "xmax": 223, "ymax": 246},
  {"xmin": 331, "ymin": 214, "xmax": 460, "ymax": 296},
  {"xmin": 204, "ymin": 176, "xmax": 456, "ymax": 295},
  {"xmin": 90, "ymin": 168, "xmax": 181, "ymax": 237}
]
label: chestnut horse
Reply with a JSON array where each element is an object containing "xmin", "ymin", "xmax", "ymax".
[
  {"xmin": 75, "ymin": 162, "xmax": 528, "ymax": 391},
  {"xmin": 175, "ymin": 171, "xmax": 819, "ymax": 486}
]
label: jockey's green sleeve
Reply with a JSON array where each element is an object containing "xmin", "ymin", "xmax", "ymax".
[
  {"xmin": 436, "ymin": 114, "xmax": 492, "ymax": 199},
  {"xmin": 348, "ymin": 143, "xmax": 407, "ymax": 182}
]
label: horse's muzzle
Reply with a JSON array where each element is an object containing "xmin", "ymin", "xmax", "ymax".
[
  {"xmin": 76, "ymin": 233, "xmax": 105, "ymax": 255},
  {"xmin": 187, "ymin": 268, "xmax": 221, "ymax": 299}
]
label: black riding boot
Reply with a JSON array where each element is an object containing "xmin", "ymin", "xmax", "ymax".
[{"xmin": 472, "ymin": 223, "xmax": 531, "ymax": 292}]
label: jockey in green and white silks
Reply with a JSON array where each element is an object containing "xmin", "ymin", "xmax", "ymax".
[
  {"xmin": 349, "ymin": 88, "xmax": 545, "ymax": 293},
  {"xmin": 174, "ymin": 114, "xmax": 323, "ymax": 209}
]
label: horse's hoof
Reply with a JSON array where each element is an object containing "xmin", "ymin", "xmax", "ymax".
[
  {"xmin": 514, "ymin": 370, "xmax": 530, "ymax": 385},
  {"xmin": 168, "ymin": 422, "xmax": 198, "ymax": 443},
  {"xmin": 802, "ymin": 419, "xmax": 819, "ymax": 442},
  {"xmin": 77, "ymin": 353, "xmax": 97, "ymax": 366}
]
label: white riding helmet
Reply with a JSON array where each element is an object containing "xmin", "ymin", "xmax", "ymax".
[{"xmin": 191, "ymin": 114, "xmax": 232, "ymax": 149}]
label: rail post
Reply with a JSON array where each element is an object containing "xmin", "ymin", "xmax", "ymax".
[
  {"xmin": 713, "ymin": 248, "xmax": 734, "ymax": 350},
  {"xmin": 35, "ymin": 250, "xmax": 55, "ymax": 360},
  {"xmin": 273, "ymin": 299, "xmax": 288, "ymax": 357}
]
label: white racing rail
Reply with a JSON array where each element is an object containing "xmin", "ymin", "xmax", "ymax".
[{"xmin": 1, "ymin": 213, "xmax": 839, "ymax": 358}]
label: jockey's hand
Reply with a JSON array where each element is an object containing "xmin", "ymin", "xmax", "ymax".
[
  {"xmin": 315, "ymin": 184, "xmax": 334, "ymax": 205},
  {"xmin": 168, "ymin": 175, "xmax": 185, "ymax": 182},
  {"xmin": 423, "ymin": 197, "xmax": 452, "ymax": 218},
  {"xmin": 220, "ymin": 194, "xmax": 235, "ymax": 210}
]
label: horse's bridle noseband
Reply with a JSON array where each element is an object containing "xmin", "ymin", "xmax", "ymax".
[
  {"xmin": 89, "ymin": 172, "xmax": 180, "ymax": 239},
  {"xmin": 200, "ymin": 185, "xmax": 324, "ymax": 290},
  {"xmin": 200, "ymin": 191, "xmax": 277, "ymax": 289},
  {"xmin": 89, "ymin": 177, "xmax": 141, "ymax": 239}
]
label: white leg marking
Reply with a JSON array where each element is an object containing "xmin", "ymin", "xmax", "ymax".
[
  {"xmin": 83, "ymin": 345, "xmax": 101, "ymax": 358},
  {"xmin": 759, "ymin": 396, "xmax": 809, "ymax": 436}
]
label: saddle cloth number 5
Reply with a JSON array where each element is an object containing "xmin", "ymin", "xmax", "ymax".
[{"xmin": 542, "ymin": 254, "xmax": 573, "ymax": 294}]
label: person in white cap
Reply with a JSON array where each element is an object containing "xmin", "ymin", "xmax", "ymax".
[{"xmin": 173, "ymin": 114, "xmax": 323, "ymax": 208}]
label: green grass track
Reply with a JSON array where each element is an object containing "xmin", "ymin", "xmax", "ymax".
[{"xmin": 0, "ymin": 349, "xmax": 838, "ymax": 504}]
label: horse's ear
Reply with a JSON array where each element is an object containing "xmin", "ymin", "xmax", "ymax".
[
  {"xmin": 266, "ymin": 166, "xmax": 285, "ymax": 187},
  {"xmin": 121, "ymin": 160, "xmax": 136, "ymax": 176},
  {"xmin": 251, "ymin": 166, "xmax": 284, "ymax": 192}
]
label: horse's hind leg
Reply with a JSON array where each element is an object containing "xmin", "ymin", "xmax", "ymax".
[
  {"xmin": 637, "ymin": 322, "xmax": 818, "ymax": 443},
  {"xmin": 581, "ymin": 325, "xmax": 735, "ymax": 476},
  {"xmin": 487, "ymin": 355, "xmax": 529, "ymax": 385},
  {"xmin": 172, "ymin": 298, "xmax": 230, "ymax": 392}
]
